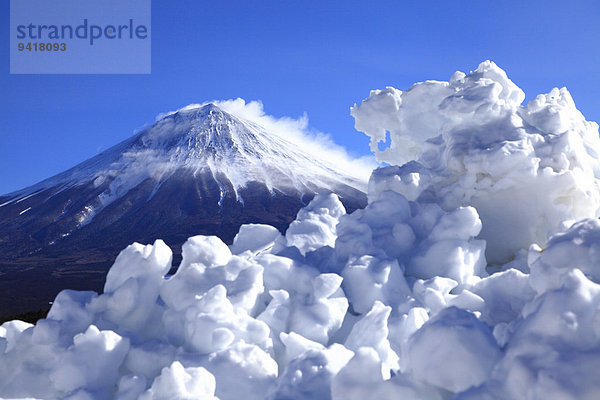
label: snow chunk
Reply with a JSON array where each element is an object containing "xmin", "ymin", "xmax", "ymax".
[
  {"xmin": 160, "ymin": 253, "xmax": 264, "ymax": 314},
  {"xmin": 270, "ymin": 343, "xmax": 353, "ymax": 400},
  {"xmin": 180, "ymin": 235, "xmax": 232, "ymax": 270},
  {"xmin": 406, "ymin": 307, "xmax": 501, "ymax": 393},
  {"xmin": 341, "ymin": 255, "xmax": 410, "ymax": 314},
  {"xmin": 0, "ymin": 320, "xmax": 32, "ymax": 353},
  {"xmin": 177, "ymin": 285, "xmax": 271, "ymax": 353},
  {"xmin": 139, "ymin": 361, "xmax": 218, "ymax": 400},
  {"xmin": 50, "ymin": 325, "xmax": 130, "ymax": 394},
  {"xmin": 530, "ymin": 218, "xmax": 600, "ymax": 293},
  {"xmin": 345, "ymin": 301, "xmax": 399, "ymax": 378},
  {"xmin": 231, "ymin": 224, "xmax": 284, "ymax": 255},
  {"xmin": 470, "ymin": 268, "xmax": 536, "ymax": 325},
  {"xmin": 198, "ymin": 342, "xmax": 278, "ymax": 400},
  {"xmin": 258, "ymin": 272, "xmax": 347, "ymax": 346},
  {"xmin": 336, "ymin": 190, "xmax": 486, "ymax": 286},
  {"xmin": 286, "ymin": 193, "xmax": 346, "ymax": 255},
  {"xmin": 104, "ymin": 239, "xmax": 172, "ymax": 293},
  {"xmin": 489, "ymin": 269, "xmax": 600, "ymax": 399},
  {"xmin": 94, "ymin": 240, "xmax": 172, "ymax": 333},
  {"xmin": 332, "ymin": 347, "xmax": 443, "ymax": 400}
]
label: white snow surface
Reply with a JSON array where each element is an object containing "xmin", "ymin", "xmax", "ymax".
[
  {"xmin": 3, "ymin": 62, "xmax": 600, "ymax": 399},
  {"xmin": 353, "ymin": 60, "xmax": 600, "ymax": 263}
]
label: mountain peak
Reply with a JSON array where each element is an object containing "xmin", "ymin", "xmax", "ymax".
[
  {"xmin": 137, "ymin": 102, "xmax": 240, "ymax": 155},
  {"xmin": 1, "ymin": 101, "xmax": 367, "ymax": 233},
  {"xmin": 200, "ymin": 102, "xmax": 223, "ymax": 113},
  {"xmin": 160, "ymin": 102, "xmax": 228, "ymax": 122}
]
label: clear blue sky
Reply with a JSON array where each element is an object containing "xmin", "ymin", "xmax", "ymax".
[{"xmin": 2, "ymin": 0, "xmax": 600, "ymax": 194}]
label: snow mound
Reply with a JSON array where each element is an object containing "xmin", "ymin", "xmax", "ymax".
[
  {"xmin": 353, "ymin": 60, "xmax": 600, "ymax": 263},
  {"xmin": 2, "ymin": 62, "xmax": 600, "ymax": 400}
]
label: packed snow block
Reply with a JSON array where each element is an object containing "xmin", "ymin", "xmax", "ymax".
[
  {"xmin": 259, "ymin": 273, "xmax": 348, "ymax": 346},
  {"xmin": 351, "ymin": 82, "xmax": 457, "ymax": 166},
  {"xmin": 50, "ymin": 325, "xmax": 130, "ymax": 395},
  {"xmin": 223, "ymin": 259, "xmax": 265, "ymax": 313},
  {"xmin": 63, "ymin": 389, "xmax": 99, "ymax": 400},
  {"xmin": 530, "ymin": 218, "xmax": 600, "ymax": 294},
  {"xmin": 46, "ymin": 290, "xmax": 98, "ymax": 338},
  {"xmin": 411, "ymin": 276, "xmax": 459, "ymax": 315},
  {"xmin": 413, "ymin": 209, "xmax": 485, "ymax": 284},
  {"xmin": 278, "ymin": 331, "xmax": 325, "ymax": 365},
  {"xmin": 255, "ymin": 254, "xmax": 347, "ymax": 346},
  {"xmin": 387, "ymin": 306, "xmax": 429, "ymax": 370},
  {"xmin": 124, "ymin": 340, "xmax": 176, "ymax": 381},
  {"xmin": 492, "ymin": 347, "xmax": 600, "ymax": 400},
  {"xmin": 428, "ymin": 207, "xmax": 482, "ymax": 242},
  {"xmin": 331, "ymin": 347, "xmax": 387, "ymax": 400},
  {"xmin": 180, "ymin": 235, "xmax": 232, "ymax": 270},
  {"xmin": 515, "ymin": 269, "xmax": 600, "ymax": 354},
  {"xmin": 469, "ymin": 268, "xmax": 536, "ymax": 326},
  {"xmin": 198, "ymin": 341, "xmax": 278, "ymax": 400},
  {"xmin": 104, "ymin": 239, "xmax": 172, "ymax": 293},
  {"xmin": 397, "ymin": 202, "xmax": 485, "ymax": 285},
  {"xmin": 406, "ymin": 307, "xmax": 501, "ymax": 393},
  {"xmin": 0, "ymin": 320, "xmax": 32, "ymax": 353},
  {"xmin": 269, "ymin": 344, "xmax": 353, "ymax": 400},
  {"xmin": 351, "ymin": 191, "xmax": 412, "ymax": 259},
  {"xmin": 230, "ymin": 224, "xmax": 284, "ymax": 255},
  {"xmin": 407, "ymin": 237, "xmax": 486, "ymax": 286},
  {"xmin": 335, "ymin": 190, "xmax": 413, "ymax": 262},
  {"xmin": 286, "ymin": 193, "xmax": 346, "ymax": 255},
  {"xmin": 410, "ymin": 275, "xmax": 486, "ymax": 317},
  {"xmin": 345, "ymin": 301, "xmax": 399, "ymax": 378},
  {"xmin": 138, "ymin": 361, "xmax": 218, "ymax": 400},
  {"xmin": 334, "ymin": 212, "xmax": 374, "ymax": 262},
  {"xmin": 258, "ymin": 253, "xmax": 337, "ymax": 301},
  {"xmin": 521, "ymin": 87, "xmax": 587, "ymax": 134},
  {"xmin": 405, "ymin": 202, "xmax": 444, "ymax": 241},
  {"xmin": 450, "ymin": 381, "xmax": 506, "ymax": 400},
  {"xmin": 336, "ymin": 189, "xmax": 486, "ymax": 285},
  {"xmin": 0, "ymin": 323, "xmax": 61, "ymax": 398},
  {"xmin": 161, "ymin": 251, "xmax": 265, "ymax": 316},
  {"xmin": 368, "ymin": 162, "xmax": 432, "ymax": 203},
  {"xmin": 353, "ymin": 60, "xmax": 600, "ymax": 263},
  {"xmin": 332, "ymin": 347, "xmax": 442, "ymax": 400},
  {"xmin": 258, "ymin": 290, "xmax": 291, "ymax": 346},
  {"xmin": 258, "ymin": 254, "xmax": 305, "ymax": 293},
  {"xmin": 171, "ymin": 285, "xmax": 271, "ymax": 354},
  {"xmin": 30, "ymin": 318, "xmax": 63, "ymax": 346},
  {"xmin": 115, "ymin": 374, "xmax": 148, "ymax": 400},
  {"xmin": 290, "ymin": 276, "xmax": 347, "ymax": 345},
  {"xmin": 90, "ymin": 240, "xmax": 172, "ymax": 334},
  {"xmin": 490, "ymin": 269, "xmax": 600, "ymax": 399},
  {"xmin": 341, "ymin": 255, "xmax": 411, "ymax": 314}
]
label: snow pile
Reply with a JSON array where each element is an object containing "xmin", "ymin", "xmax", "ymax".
[
  {"xmin": 353, "ymin": 61, "xmax": 600, "ymax": 263},
  {"xmin": 2, "ymin": 62, "xmax": 600, "ymax": 399}
]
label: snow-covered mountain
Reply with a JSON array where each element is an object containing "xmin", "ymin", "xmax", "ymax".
[{"xmin": 0, "ymin": 103, "xmax": 367, "ymax": 315}]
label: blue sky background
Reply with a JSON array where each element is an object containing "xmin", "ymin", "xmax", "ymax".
[{"xmin": 1, "ymin": 0, "xmax": 600, "ymax": 194}]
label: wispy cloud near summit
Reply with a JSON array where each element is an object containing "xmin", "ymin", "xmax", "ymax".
[{"xmin": 160, "ymin": 98, "xmax": 377, "ymax": 181}]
